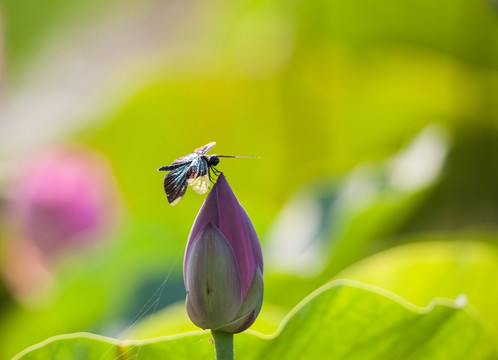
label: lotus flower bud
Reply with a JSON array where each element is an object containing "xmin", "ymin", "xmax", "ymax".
[{"xmin": 184, "ymin": 173, "xmax": 263, "ymax": 333}]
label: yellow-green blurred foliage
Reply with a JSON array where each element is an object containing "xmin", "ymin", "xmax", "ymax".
[{"xmin": 0, "ymin": 0, "xmax": 497, "ymax": 358}]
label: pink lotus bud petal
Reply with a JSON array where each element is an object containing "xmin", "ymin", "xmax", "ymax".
[
  {"xmin": 185, "ymin": 173, "xmax": 263, "ymax": 299},
  {"xmin": 185, "ymin": 224, "xmax": 242, "ymax": 330},
  {"xmin": 184, "ymin": 173, "xmax": 263, "ymax": 333}
]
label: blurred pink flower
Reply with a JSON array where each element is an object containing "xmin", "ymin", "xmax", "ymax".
[
  {"xmin": 12, "ymin": 146, "xmax": 117, "ymax": 255},
  {"xmin": 1, "ymin": 145, "xmax": 119, "ymax": 298}
]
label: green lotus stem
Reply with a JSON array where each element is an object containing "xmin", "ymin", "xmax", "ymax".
[{"xmin": 211, "ymin": 330, "xmax": 234, "ymax": 360}]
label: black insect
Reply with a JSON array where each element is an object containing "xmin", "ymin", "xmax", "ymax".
[{"xmin": 158, "ymin": 142, "xmax": 254, "ymax": 205}]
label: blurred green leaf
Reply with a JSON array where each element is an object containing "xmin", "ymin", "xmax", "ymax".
[
  {"xmin": 336, "ymin": 239, "xmax": 498, "ymax": 338},
  {"xmin": 125, "ymin": 301, "xmax": 287, "ymax": 339},
  {"xmin": 293, "ymin": 0, "xmax": 498, "ymax": 69},
  {"xmin": 264, "ymin": 178, "xmax": 430, "ymax": 309},
  {"xmin": 14, "ymin": 281, "xmax": 497, "ymax": 360},
  {"xmin": 395, "ymin": 125, "xmax": 498, "ymax": 233}
]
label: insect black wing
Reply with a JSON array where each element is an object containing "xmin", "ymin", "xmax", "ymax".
[
  {"xmin": 158, "ymin": 163, "xmax": 187, "ymax": 171},
  {"xmin": 159, "ymin": 142, "xmax": 216, "ymax": 205},
  {"xmin": 159, "ymin": 142, "xmax": 215, "ymax": 169},
  {"xmin": 163, "ymin": 165, "xmax": 189, "ymax": 206},
  {"xmin": 170, "ymin": 152, "xmax": 198, "ymax": 166},
  {"xmin": 186, "ymin": 157, "xmax": 208, "ymax": 179},
  {"xmin": 192, "ymin": 142, "xmax": 216, "ymax": 156},
  {"xmin": 186, "ymin": 157, "xmax": 211, "ymax": 194}
]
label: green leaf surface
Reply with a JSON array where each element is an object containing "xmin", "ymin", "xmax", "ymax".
[
  {"xmin": 15, "ymin": 281, "xmax": 497, "ymax": 360},
  {"xmin": 336, "ymin": 239, "xmax": 498, "ymax": 338}
]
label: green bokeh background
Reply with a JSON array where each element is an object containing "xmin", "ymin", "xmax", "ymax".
[{"xmin": 0, "ymin": 0, "xmax": 497, "ymax": 358}]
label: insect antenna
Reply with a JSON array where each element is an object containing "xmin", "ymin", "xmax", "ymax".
[{"xmin": 215, "ymin": 155, "xmax": 259, "ymax": 159}]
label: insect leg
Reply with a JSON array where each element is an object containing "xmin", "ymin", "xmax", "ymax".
[
  {"xmin": 208, "ymin": 166, "xmax": 215, "ymax": 183},
  {"xmin": 208, "ymin": 166, "xmax": 220, "ymax": 183}
]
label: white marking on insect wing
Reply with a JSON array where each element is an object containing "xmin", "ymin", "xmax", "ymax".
[
  {"xmin": 188, "ymin": 175, "xmax": 210, "ymax": 194},
  {"xmin": 170, "ymin": 196, "xmax": 183, "ymax": 206}
]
